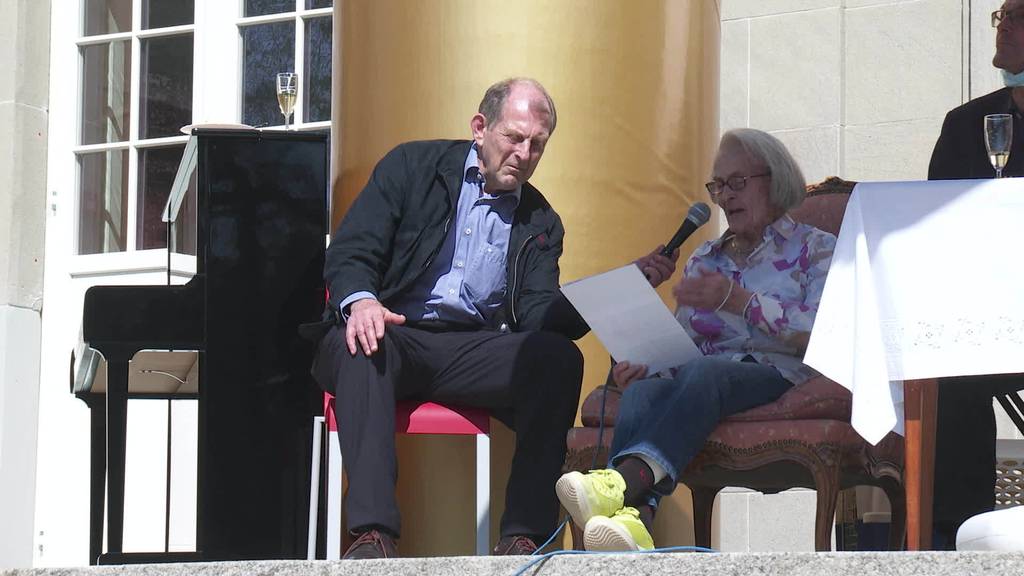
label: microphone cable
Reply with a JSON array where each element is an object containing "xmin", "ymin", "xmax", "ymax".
[{"xmin": 512, "ymin": 545, "xmax": 718, "ymax": 576}]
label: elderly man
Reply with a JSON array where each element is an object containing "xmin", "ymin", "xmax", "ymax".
[
  {"xmin": 313, "ymin": 77, "xmax": 677, "ymax": 559},
  {"xmin": 927, "ymin": 2, "xmax": 1024, "ymax": 548}
]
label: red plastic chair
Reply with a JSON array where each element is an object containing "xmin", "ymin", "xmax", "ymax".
[{"xmin": 308, "ymin": 392, "xmax": 491, "ymax": 558}]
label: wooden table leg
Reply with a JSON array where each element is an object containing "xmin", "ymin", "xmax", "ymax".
[{"xmin": 903, "ymin": 378, "xmax": 937, "ymax": 550}]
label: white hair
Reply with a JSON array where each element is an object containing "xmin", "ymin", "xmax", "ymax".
[{"xmin": 721, "ymin": 128, "xmax": 806, "ymax": 211}]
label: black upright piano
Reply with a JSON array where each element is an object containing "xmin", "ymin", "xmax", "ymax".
[{"xmin": 73, "ymin": 129, "xmax": 327, "ymax": 564}]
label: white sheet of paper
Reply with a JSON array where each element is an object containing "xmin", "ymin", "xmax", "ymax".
[{"xmin": 561, "ymin": 265, "xmax": 702, "ymax": 375}]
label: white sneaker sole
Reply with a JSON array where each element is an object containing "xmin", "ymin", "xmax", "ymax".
[
  {"xmin": 555, "ymin": 472, "xmax": 595, "ymax": 528},
  {"xmin": 583, "ymin": 516, "xmax": 642, "ymax": 552}
]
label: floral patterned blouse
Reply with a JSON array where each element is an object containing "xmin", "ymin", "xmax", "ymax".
[{"xmin": 674, "ymin": 214, "xmax": 836, "ymax": 385}]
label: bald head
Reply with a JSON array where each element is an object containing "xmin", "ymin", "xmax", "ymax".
[
  {"xmin": 470, "ymin": 78, "xmax": 556, "ymax": 193},
  {"xmin": 477, "ymin": 78, "xmax": 557, "ymax": 134}
]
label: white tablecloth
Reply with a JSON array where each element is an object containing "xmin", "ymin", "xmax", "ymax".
[{"xmin": 804, "ymin": 178, "xmax": 1024, "ymax": 445}]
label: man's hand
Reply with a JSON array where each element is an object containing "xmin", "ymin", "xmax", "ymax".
[
  {"xmin": 611, "ymin": 361, "xmax": 649, "ymax": 390},
  {"xmin": 346, "ymin": 298, "xmax": 406, "ymax": 356},
  {"xmin": 634, "ymin": 245, "xmax": 678, "ymax": 288},
  {"xmin": 673, "ymin": 270, "xmax": 733, "ymax": 311}
]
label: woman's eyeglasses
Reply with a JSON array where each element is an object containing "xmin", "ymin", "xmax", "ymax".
[{"xmin": 704, "ymin": 173, "xmax": 771, "ymax": 201}]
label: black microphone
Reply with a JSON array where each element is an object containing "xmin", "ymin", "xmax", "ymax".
[{"xmin": 659, "ymin": 202, "xmax": 711, "ymax": 257}]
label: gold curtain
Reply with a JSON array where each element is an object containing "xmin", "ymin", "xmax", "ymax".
[{"xmin": 331, "ymin": 0, "xmax": 720, "ymax": 555}]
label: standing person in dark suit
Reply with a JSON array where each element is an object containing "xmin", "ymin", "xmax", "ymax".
[
  {"xmin": 927, "ymin": 1, "xmax": 1024, "ymax": 548},
  {"xmin": 312, "ymin": 77, "xmax": 677, "ymax": 559},
  {"xmin": 929, "ymin": 3, "xmax": 1024, "ymax": 179}
]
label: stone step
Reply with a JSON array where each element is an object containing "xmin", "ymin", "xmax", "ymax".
[{"xmin": 5, "ymin": 552, "xmax": 1023, "ymax": 576}]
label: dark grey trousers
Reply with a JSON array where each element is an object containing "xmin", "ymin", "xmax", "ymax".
[{"xmin": 311, "ymin": 323, "xmax": 584, "ymax": 539}]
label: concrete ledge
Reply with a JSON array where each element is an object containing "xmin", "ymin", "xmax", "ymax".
[{"xmin": 5, "ymin": 551, "xmax": 1024, "ymax": 576}]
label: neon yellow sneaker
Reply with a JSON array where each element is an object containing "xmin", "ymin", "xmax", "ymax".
[
  {"xmin": 555, "ymin": 469, "xmax": 625, "ymax": 529},
  {"xmin": 583, "ymin": 507, "xmax": 655, "ymax": 551}
]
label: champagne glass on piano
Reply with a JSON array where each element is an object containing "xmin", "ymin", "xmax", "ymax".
[
  {"xmin": 276, "ymin": 72, "xmax": 298, "ymax": 130},
  {"xmin": 985, "ymin": 113, "xmax": 1013, "ymax": 178}
]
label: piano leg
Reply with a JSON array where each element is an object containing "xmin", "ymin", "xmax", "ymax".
[
  {"xmin": 84, "ymin": 394, "xmax": 106, "ymax": 565},
  {"xmin": 105, "ymin": 356, "xmax": 130, "ymax": 557}
]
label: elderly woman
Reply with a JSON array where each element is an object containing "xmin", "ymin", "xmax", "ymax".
[{"xmin": 555, "ymin": 128, "xmax": 837, "ymax": 551}]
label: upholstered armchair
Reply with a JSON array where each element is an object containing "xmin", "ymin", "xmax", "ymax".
[{"xmin": 563, "ymin": 177, "xmax": 906, "ymax": 551}]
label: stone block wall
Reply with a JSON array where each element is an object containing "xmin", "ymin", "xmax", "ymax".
[
  {"xmin": 720, "ymin": 0, "xmax": 1004, "ymax": 184},
  {"xmin": 714, "ymin": 0, "xmax": 1017, "ymax": 552}
]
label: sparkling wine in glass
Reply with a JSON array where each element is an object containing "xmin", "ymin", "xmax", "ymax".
[
  {"xmin": 984, "ymin": 113, "xmax": 1013, "ymax": 178},
  {"xmin": 276, "ymin": 72, "xmax": 298, "ymax": 130}
]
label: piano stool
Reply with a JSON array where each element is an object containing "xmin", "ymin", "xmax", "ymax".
[
  {"xmin": 307, "ymin": 394, "xmax": 491, "ymax": 558},
  {"xmin": 71, "ymin": 349, "xmax": 202, "ymax": 565}
]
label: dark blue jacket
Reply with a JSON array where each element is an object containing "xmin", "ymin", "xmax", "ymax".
[{"xmin": 324, "ymin": 139, "xmax": 587, "ymax": 338}]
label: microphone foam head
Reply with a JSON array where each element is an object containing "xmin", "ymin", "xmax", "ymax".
[{"xmin": 687, "ymin": 202, "xmax": 712, "ymax": 226}]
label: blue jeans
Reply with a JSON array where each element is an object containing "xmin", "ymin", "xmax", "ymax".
[{"xmin": 609, "ymin": 356, "xmax": 792, "ymax": 497}]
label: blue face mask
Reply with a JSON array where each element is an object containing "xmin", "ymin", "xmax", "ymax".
[{"xmin": 1003, "ymin": 68, "xmax": 1024, "ymax": 87}]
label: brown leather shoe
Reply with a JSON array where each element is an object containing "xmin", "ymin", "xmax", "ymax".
[
  {"xmin": 492, "ymin": 535, "xmax": 539, "ymax": 555},
  {"xmin": 343, "ymin": 529, "xmax": 398, "ymax": 559}
]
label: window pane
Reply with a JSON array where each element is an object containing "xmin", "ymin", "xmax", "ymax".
[
  {"xmin": 81, "ymin": 40, "xmax": 132, "ymax": 145},
  {"xmin": 244, "ymin": 0, "xmax": 293, "ymax": 17},
  {"xmin": 140, "ymin": 34, "xmax": 194, "ymax": 139},
  {"xmin": 304, "ymin": 16, "xmax": 331, "ymax": 123},
  {"xmin": 84, "ymin": 0, "xmax": 132, "ymax": 36},
  {"xmin": 79, "ymin": 149, "xmax": 129, "ymax": 255},
  {"xmin": 138, "ymin": 145, "xmax": 195, "ymax": 254},
  {"xmin": 241, "ymin": 22, "xmax": 295, "ymax": 128},
  {"xmin": 143, "ymin": 0, "xmax": 194, "ymax": 29},
  {"xmin": 306, "ymin": 0, "xmax": 332, "ymax": 8}
]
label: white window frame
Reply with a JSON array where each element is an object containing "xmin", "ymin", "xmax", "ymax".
[
  {"xmin": 235, "ymin": 1, "xmax": 332, "ymax": 132},
  {"xmin": 62, "ymin": 0, "xmax": 332, "ymax": 277},
  {"xmin": 71, "ymin": 0, "xmax": 197, "ymax": 275}
]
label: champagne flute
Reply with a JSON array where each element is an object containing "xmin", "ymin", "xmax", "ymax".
[
  {"xmin": 276, "ymin": 72, "xmax": 298, "ymax": 130},
  {"xmin": 984, "ymin": 113, "xmax": 1013, "ymax": 178}
]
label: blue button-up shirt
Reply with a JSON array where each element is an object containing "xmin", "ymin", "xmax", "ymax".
[{"xmin": 340, "ymin": 146, "xmax": 519, "ymax": 326}]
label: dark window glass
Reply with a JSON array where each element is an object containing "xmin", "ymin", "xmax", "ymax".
[
  {"xmin": 81, "ymin": 40, "xmax": 132, "ymax": 145},
  {"xmin": 138, "ymin": 145, "xmax": 196, "ymax": 254},
  {"xmin": 140, "ymin": 33, "xmax": 194, "ymax": 139},
  {"xmin": 241, "ymin": 22, "xmax": 295, "ymax": 128},
  {"xmin": 306, "ymin": 0, "xmax": 332, "ymax": 8},
  {"xmin": 142, "ymin": 0, "xmax": 194, "ymax": 29},
  {"xmin": 304, "ymin": 16, "xmax": 331, "ymax": 122},
  {"xmin": 79, "ymin": 149, "xmax": 130, "ymax": 254},
  {"xmin": 244, "ymin": 0, "xmax": 292, "ymax": 17},
  {"xmin": 84, "ymin": 0, "xmax": 132, "ymax": 36}
]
